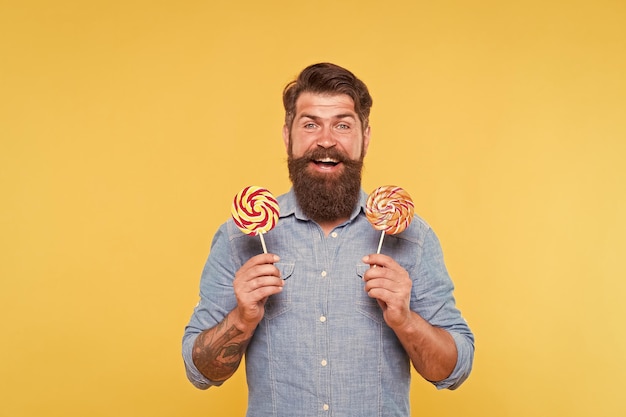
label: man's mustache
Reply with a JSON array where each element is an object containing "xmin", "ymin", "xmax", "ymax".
[{"xmin": 300, "ymin": 148, "xmax": 351, "ymax": 163}]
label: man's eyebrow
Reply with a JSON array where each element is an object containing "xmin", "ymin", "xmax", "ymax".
[
  {"xmin": 334, "ymin": 113, "xmax": 357, "ymax": 120},
  {"xmin": 298, "ymin": 113, "xmax": 357, "ymax": 120}
]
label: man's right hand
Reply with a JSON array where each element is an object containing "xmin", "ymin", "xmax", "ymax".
[
  {"xmin": 233, "ymin": 253, "xmax": 283, "ymax": 329},
  {"xmin": 192, "ymin": 253, "xmax": 282, "ymax": 382}
]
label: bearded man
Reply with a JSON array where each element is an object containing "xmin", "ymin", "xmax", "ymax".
[{"xmin": 182, "ymin": 63, "xmax": 475, "ymax": 417}]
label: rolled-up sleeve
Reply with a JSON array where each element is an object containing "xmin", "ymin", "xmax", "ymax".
[
  {"xmin": 182, "ymin": 224, "xmax": 239, "ymax": 389},
  {"xmin": 182, "ymin": 331, "xmax": 215, "ymax": 389},
  {"xmin": 411, "ymin": 226, "xmax": 475, "ymax": 390},
  {"xmin": 433, "ymin": 330, "xmax": 474, "ymax": 390}
]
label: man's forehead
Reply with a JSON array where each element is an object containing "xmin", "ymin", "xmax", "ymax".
[{"xmin": 295, "ymin": 92, "xmax": 357, "ymax": 114}]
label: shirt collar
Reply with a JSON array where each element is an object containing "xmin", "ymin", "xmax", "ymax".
[{"xmin": 278, "ymin": 188, "xmax": 368, "ymax": 223}]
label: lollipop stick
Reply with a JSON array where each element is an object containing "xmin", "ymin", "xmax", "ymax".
[
  {"xmin": 376, "ymin": 230, "xmax": 385, "ymax": 254},
  {"xmin": 259, "ymin": 231, "xmax": 268, "ymax": 254}
]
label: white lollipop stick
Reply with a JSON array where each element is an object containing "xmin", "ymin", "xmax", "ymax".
[
  {"xmin": 376, "ymin": 230, "xmax": 385, "ymax": 254},
  {"xmin": 259, "ymin": 231, "xmax": 268, "ymax": 254}
]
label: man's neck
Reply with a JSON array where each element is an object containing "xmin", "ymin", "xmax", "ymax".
[{"xmin": 316, "ymin": 217, "xmax": 349, "ymax": 237}]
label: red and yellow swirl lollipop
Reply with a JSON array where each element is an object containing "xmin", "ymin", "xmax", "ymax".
[
  {"xmin": 366, "ymin": 186, "xmax": 414, "ymax": 253},
  {"xmin": 232, "ymin": 186, "xmax": 280, "ymax": 253}
]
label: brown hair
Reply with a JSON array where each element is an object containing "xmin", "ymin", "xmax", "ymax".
[{"xmin": 282, "ymin": 63, "xmax": 373, "ymax": 130}]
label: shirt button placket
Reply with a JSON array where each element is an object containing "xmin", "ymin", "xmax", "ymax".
[{"xmin": 318, "ymin": 268, "xmax": 330, "ymax": 413}]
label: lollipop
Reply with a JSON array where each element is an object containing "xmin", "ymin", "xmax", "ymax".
[
  {"xmin": 366, "ymin": 186, "xmax": 414, "ymax": 253},
  {"xmin": 231, "ymin": 186, "xmax": 280, "ymax": 253}
]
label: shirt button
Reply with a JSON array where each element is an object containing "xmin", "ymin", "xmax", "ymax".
[
  {"xmin": 321, "ymin": 359, "xmax": 327, "ymax": 367},
  {"xmin": 323, "ymin": 404, "xmax": 329, "ymax": 411},
  {"xmin": 330, "ymin": 232, "xmax": 338, "ymax": 238},
  {"xmin": 321, "ymin": 270, "xmax": 327, "ymax": 277},
  {"xmin": 319, "ymin": 316, "xmax": 326, "ymax": 323}
]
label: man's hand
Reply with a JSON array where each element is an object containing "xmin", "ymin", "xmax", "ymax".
[
  {"xmin": 233, "ymin": 253, "xmax": 283, "ymax": 329},
  {"xmin": 361, "ymin": 254, "xmax": 458, "ymax": 382},
  {"xmin": 361, "ymin": 254, "xmax": 412, "ymax": 330},
  {"xmin": 192, "ymin": 253, "xmax": 283, "ymax": 382}
]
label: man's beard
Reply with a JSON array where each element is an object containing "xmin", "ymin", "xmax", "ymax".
[{"xmin": 288, "ymin": 146, "xmax": 363, "ymax": 223}]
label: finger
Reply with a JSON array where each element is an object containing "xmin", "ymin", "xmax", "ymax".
[
  {"xmin": 361, "ymin": 254, "xmax": 397, "ymax": 269},
  {"xmin": 250, "ymin": 263, "xmax": 282, "ymax": 280},
  {"xmin": 237, "ymin": 255, "xmax": 281, "ymax": 282},
  {"xmin": 362, "ymin": 260, "xmax": 400, "ymax": 283},
  {"xmin": 235, "ymin": 267, "xmax": 283, "ymax": 293},
  {"xmin": 235, "ymin": 275, "xmax": 283, "ymax": 304},
  {"xmin": 364, "ymin": 268, "xmax": 411, "ymax": 296},
  {"xmin": 239, "ymin": 253, "xmax": 280, "ymax": 273},
  {"xmin": 247, "ymin": 275, "xmax": 284, "ymax": 292},
  {"xmin": 364, "ymin": 276, "xmax": 398, "ymax": 294},
  {"xmin": 241, "ymin": 281, "xmax": 284, "ymax": 302}
]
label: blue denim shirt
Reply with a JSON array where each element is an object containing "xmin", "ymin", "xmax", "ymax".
[{"xmin": 183, "ymin": 189, "xmax": 474, "ymax": 417}]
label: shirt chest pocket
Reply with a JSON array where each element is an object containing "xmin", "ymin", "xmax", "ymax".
[
  {"xmin": 355, "ymin": 264, "xmax": 385, "ymax": 324},
  {"xmin": 263, "ymin": 262, "xmax": 294, "ymax": 320}
]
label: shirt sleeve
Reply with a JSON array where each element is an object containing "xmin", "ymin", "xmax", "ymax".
[
  {"xmin": 411, "ymin": 227, "xmax": 475, "ymax": 390},
  {"xmin": 181, "ymin": 223, "xmax": 239, "ymax": 389}
]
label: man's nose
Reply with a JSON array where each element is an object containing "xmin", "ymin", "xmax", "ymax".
[{"xmin": 316, "ymin": 127, "xmax": 336, "ymax": 148}]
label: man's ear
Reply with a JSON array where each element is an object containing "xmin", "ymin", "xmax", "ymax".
[
  {"xmin": 282, "ymin": 124, "xmax": 290, "ymax": 151},
  {"xmin": 362, "ymin": 125, "xmax": 371, "ymax": 157}
]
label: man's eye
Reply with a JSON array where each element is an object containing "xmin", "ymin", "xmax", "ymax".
[
  {"xmin": 304, "ymin": 123, "xmax": 316, "ymax": 129},
  {"xmin": 337, "ymin": 123, "xmax": 350, "ymax": 129}
]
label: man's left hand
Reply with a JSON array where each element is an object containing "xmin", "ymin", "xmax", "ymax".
[{"xmin": 361, "ymin": 254, "xmax": 412, "ymax": 330}]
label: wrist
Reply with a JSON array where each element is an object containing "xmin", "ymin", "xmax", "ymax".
[
  {"xmin": 389, "ymin": 310, "xmax": 421, "ymax": 336},
  {"xmin": 232, "ymin": 308, "xmax": 261, "ymax": 335}
]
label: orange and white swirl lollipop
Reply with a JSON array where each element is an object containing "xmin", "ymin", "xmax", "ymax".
[
  {"xmin": 232, "ymin": 186, "xmax": 280, "ymax": 253},
  {"xmin": 366, "ymin": 186, "xmax": 414, "ymax": 253}
]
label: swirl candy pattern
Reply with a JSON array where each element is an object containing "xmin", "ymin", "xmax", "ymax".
[
  {"xmin": 231, "ymin": 186, "xmax": 280, "ymax": 236},
  {"xmin": 366, "ymin": 186, "xmax": 414, "ymax": 235}
]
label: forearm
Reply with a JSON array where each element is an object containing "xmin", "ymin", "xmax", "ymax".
[
  {"xmin": 393, "ymin": 311, "xmax": 458, "ymax": 383},
  {"xmin": 192, "ymin": 309, "xmax": 257, "ymax": 382}
]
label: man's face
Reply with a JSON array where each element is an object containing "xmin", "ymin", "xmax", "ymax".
[
  {"xmin": 283, "ymin": 92, "xmax": 370, "ymax": 169},
  {"xmin": 283, "ymin": 92, "xmax": 371, "ymax": 223}
]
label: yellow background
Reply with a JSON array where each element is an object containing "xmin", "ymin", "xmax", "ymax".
[{"xmin": 1, "ymin": 0, "xmax": 625, "ymax": 416}]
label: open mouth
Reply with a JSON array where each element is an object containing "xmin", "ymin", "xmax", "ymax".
[{"xmin": 313, "ymin": 157, "xmax": 341, "ymax": 168}]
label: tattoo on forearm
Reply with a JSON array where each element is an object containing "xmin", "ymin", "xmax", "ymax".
[{"xmin": 193, "ymin": 317, "xmax": 251, "ymax": 381}]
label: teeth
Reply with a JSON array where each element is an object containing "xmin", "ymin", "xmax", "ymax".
[{"xmin": 317, "ymin": 157, "xmax": 339, "ymax": 163}]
